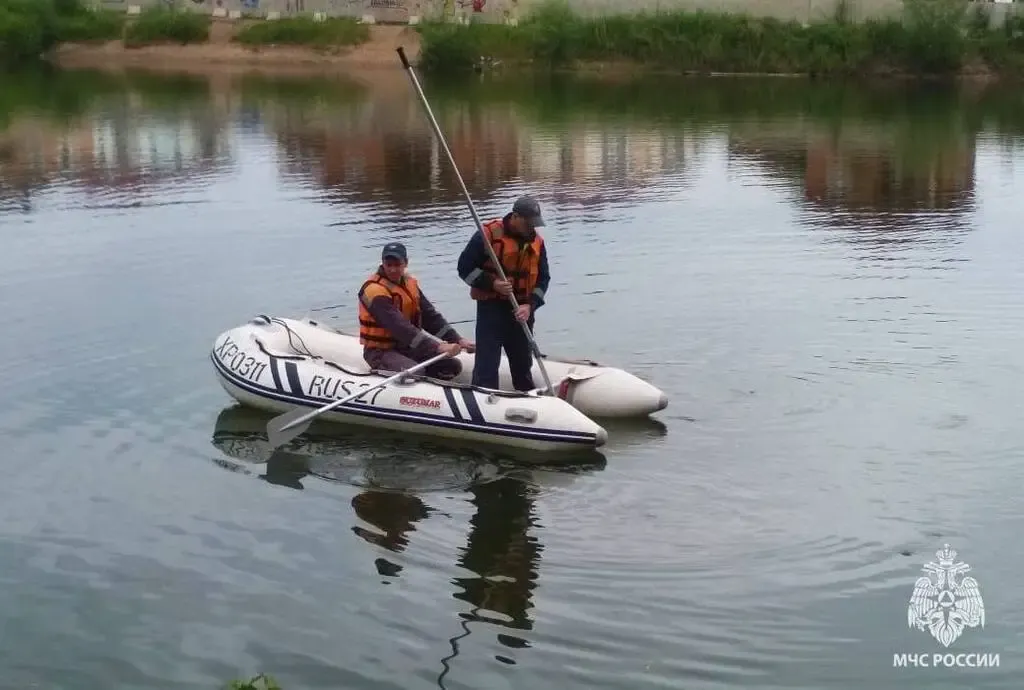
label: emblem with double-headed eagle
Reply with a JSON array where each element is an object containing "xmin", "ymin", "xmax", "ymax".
[{"xmin": 907, "ymin": 544, "xmax": 985, "ymax": 647}]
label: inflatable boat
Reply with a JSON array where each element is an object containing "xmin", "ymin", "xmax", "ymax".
[
  {"xmin": 218, "ymin": 314, "xmax": 666, "ymax": 414},
  {"xmin": 210, "ymin": 315, "xmax": 613, "ymax": 453}
]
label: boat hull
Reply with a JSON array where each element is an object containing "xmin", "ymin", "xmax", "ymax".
[{"xmin": 210, "ymin": 316, "xmax": 608, "ymax": 453}]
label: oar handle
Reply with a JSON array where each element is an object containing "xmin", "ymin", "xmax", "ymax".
[
  {"xmin": 279, "ymin": 350, "xmax": 449, "ymax": 433},
  {"xmin": 395, "ymin": 46, "xmax": 556, "ymax": 397}
]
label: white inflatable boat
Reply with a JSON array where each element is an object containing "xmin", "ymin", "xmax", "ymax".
[
  {"xmin": 211, "ymin": 315, "xmax": 619, "ymax": 453},
  {"xmin": 217, "ymin": 314, "xmax": 665, "ymax": 412}
]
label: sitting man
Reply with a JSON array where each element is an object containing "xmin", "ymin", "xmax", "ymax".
[{"xmin": 358, "ymin": 241, "xmax": 475, "ymax": 380}]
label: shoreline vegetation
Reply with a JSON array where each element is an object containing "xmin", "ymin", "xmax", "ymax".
[
  {"xmin": 1, "ymin": 0, "xmax": 1024, "ymax": 79},
  {"xmin": 417, "ymin": 0, "xmax": 1024, "ymax": 80}
]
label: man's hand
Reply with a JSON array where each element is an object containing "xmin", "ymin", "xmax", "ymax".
[
  {"xmin": 514, "ymin": 304, "xmax": 531, "ymax": 323},
  {"xmin": 458, "ymin": 338, "xmax": 476, "ymax": 353},
  {"xmin": 437, "ymin": 342, "xmax": 462, "ymax": 358},
  {"xmin": 493, "ymin": 278, "xmax": 513, "ymax": 296}
]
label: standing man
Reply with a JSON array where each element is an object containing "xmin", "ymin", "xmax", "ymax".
[
  {"xmin": 457, "ymin": 195, "xmax": 550, "ymax": 391},
  {"xmin": 359, "ymin": 242, "xmax": 475, "ymax": 380}
]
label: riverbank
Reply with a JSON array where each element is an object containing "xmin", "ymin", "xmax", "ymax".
[
  {"xmin": 415, "ymin": 0, "xmax": 1024, "ymax": 81},
  {"xmin": 6, "ymin": 0, "xmax": 1024, "ymax": 80},
  {"xmin": 0, "ymin": 0, "xmax": 420, "ymax": 73},
  {"xmin": 52, "ymin": 20, "xmax": 421, "ymax": 74}
]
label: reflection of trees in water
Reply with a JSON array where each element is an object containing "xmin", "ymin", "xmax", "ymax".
[
  {"xmin": 269, "ymin": 99, "xmax": 519, "ymax": 211},
  {"xmin": 266, "ymin": 96, "xmax": 697, "ymax": 216},
  {"xmin": 0, "ymin": 130, "xmax": 40, "ymax": 213},
  {"xmin": 0, "ymin": 87, "xmax": 232, "ymax": 208},
  {"xmin": 727, "ymin": 121, "xmax": 977, "ymax": 240}
]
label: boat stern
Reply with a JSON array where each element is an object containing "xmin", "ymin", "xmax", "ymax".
[{"xmin": 559, "ymin": 368, "xmax": 669, "ymax": 418}]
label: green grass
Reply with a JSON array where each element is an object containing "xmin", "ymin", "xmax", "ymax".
[
  {"xmin": 233, "ymin": 16, "xmax": 370, "ymax": 49},
  {"xmin": 122, "ymin": 5, "xmax": 210, "ymax": 48},
  {"xmin": 53, "ymin": 5, "xmax": 124, "ymax": 44},
  {"xmin": 416, "ymin": 0, "xmax": 1024, "ymax": 78}
]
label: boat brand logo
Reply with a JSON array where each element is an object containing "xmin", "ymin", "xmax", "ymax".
[
  {"xmin": 399, "ymin": 396, "xmax": 441, "ymax": 409},
  {"xmin": 907, "ymin": 544, "xmax": 985, "ymax": 648}
]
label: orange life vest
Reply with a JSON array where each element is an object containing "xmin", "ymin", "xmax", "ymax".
[
  {"xmin": 470, "ymin": 218, "xmax": 544, "ymax": 303},
  {"xmin": 358, "ymin": 269, "xmax": 421, "ymax": 349}
]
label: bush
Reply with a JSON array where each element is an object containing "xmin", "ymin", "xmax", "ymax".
[
  {"xmin": 416, "ymin": 0, "xmax": 1024, "ymax": 77},
  {"xmin": 233, "ymin": 16, "xmax": 370, "ymax": 49},
  {"xmin": 122, "ymin": 5, "xmax": 209, "ymax": 48},
  {"xmin": 1, "ymin": 0, "xmax": 123, "ymax": 63},
  {"xmin": 0, "ymin": 0, "xmax": 60, "ymax": 64},
  {"xmin": 54, "ymin": 6, "xmax": 124, "ymax": 43}
]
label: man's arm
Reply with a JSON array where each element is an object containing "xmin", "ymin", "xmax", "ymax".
[
  {"xmin": 530, "ymin": 242, "xmax": 550, "ymax": 312},
  {"xmin": 458, "ymin": 233, "xmax": 498, "ymax": 292},
  {"xmin": 419, "ymin": 291, "xmax": 461, "ymax": 344}
]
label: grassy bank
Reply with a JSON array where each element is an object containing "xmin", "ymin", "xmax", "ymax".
[
  {"xmin": 0, "ymin": 0, "xmax": 372, "ymax": 64},
  {"xmin": 416, "ymin": 0, "xmax": 1024, "ymax": 78},
  {"xmin": 122, "ymin": 6, "xmax": 210, "ymax": 48},
  {"xmin": 233, "ymin": 16, "xmax": 369, "ymax": 50}
]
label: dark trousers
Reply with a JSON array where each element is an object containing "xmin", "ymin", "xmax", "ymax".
[
  {"xmin": 472, "ymin": 300, "xmax": 536, "ymax": 391},
  {"xmin": 364, "ymin": 347, "xmax": 462, "ymax": 380}
]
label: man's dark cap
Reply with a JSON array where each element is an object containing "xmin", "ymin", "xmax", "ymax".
[
  {"xmin": 512, "ymin": 195, "xmax": 545, "ymax": 228},
  {"xmin": 381, "ymin": 242, "xmax": 407, "ymax": 261}
]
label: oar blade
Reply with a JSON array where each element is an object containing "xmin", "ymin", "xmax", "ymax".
[{"xmin": 266, "ymin": 407, "xmax": 313, "ymax": 449}]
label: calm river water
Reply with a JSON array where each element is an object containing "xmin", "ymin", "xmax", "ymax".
[{"xmin": 1, "ymin": 66, "xmax": 1022, "ymax": 689}]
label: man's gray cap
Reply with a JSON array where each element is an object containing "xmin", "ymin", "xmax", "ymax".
[{"xmin": 512, "ymin": 195, "xmax": 545, "ymax": 228}]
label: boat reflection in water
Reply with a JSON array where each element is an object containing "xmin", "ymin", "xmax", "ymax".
[{"xmin": 209, "ymin": 404, "xmax": 666, "ymax": 684}]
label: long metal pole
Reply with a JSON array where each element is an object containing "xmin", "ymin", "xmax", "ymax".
[{"xmin": 395, "ymin": 46, "xmax": 556, "ymax": 396}]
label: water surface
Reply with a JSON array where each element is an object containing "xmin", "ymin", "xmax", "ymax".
[{"xmin": 1, "ymin": 66, "xmax": 1022, "ymax": 689}]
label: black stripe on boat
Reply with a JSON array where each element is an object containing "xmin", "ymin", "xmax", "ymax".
[
  {"xmin": 210, "ymin": 352, "xmax": 595, "ymax": 445},
  {"xmin": 269, "ymin": 357, "xmax": 283, "ymax": 391},
  {"xmin": 284, "ymin": 361, "xmax": 304, "ymax": 396},
  {"xmin": 460, "ymin": 388, "xmax": 485, "ymax": 424},
  {"xmin": 443, "ymin": 387, "xmax": 464, "ymax": 421}
]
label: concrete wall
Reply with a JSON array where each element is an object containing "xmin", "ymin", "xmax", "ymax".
[
  {"xmin": 533, "ymin": 0, "xmax": 904, "ymax": 23},
  {"xmin": 94, "ymin": 0, "xmax": 1022, "ymax": 26}
]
